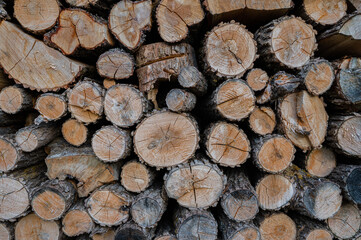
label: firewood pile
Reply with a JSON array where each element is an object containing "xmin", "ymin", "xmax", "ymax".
[{"xmin": 0, "ymin": 0, "xmax": 360, "ymax": 239}]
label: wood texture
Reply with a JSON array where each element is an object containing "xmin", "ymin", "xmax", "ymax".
[
  {"xmin": 62, "ymin": 119, "xmax": 88, "ymax": 146},
  {"xmin": 258, "ymin": 213, "xmax": 297, "ymax": 240},
  {"xmin": 247, "ymin": 68, "xmax": 269, "ymax": 91},
  {"xmin": 35, "ymin": 93, "xmax": 67, "ymax": 122},
  {"xmin": 302, "ymin": 0, "xmax": 347, "ymax": 25},
  {"xmin": 178, "ymin": 66, "xmax": 208, "ymax": 96},
  {"xmin": 62, "ymin": 201, "xmax": 95, "ymax": 237},
  {"xmin": 121, "ymin": 160, "xmax": 155, "ymax": 193},
  {"xmin": 96, "ymin": 49, "xmax": 134, "ymax": 80},
  {"xmin": 248, "ymin": 107, "xmax": 276, "ymax": 135},
  {"xmin": 0, "ymin": 85, "xmax": 33, "ymax": 114},
  {"xmin": 304, "ymin": 147, "xmax": 336, "ymax": 177},
  {"xmin": 166, "ymin": 88, "xmax": 196, "ymax": 112}
]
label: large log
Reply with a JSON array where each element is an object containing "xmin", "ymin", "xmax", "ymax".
[
  {"xmin": 96, "ymin": 49, "xmax": 134, "ymax": 80},
  {"xmin": 62, "ymin": 201, "xmax": 95, "ymax": 237},
  {"xmin": 0, "ymin": 85, "xmax": 33, "ymax": 114},
  {"xmin": 120, "ymin": 160, "xmax": 155, "ymax": 193},
  {"xmin": 257, "ymin": 213, "xmax": 297, "ymax": 240}
]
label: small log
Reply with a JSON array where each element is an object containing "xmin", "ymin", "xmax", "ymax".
[
  {"xmin": 218, "ymin": 212, "xmax": 260, "ymax": 240},
  {"xmin": 103, "ymin": 79, "xmax": 116, "ymax": 89},
  {"xmin": 0, "ymin": 21, "xmax": 89, "ymax": 91},
  {"xmin": 279, "ymin": 90, "xmax": 328, "ymax": 151},
  {"xmin": 178, "ymin": 66, "xmax": 208, "ymax": 96},
  {"xmin": 293, "ymin": 215, "xmax": 333, "ymax": 240},
  {"xmin": 134, "ymin": 111, "xmax": 199, "ymax": 168},
  {"xmin": 130, "ymin": 184, "xmax": 167, "ymax": 228},
  {"xmin": 248, "ymin": 106, "xmax": 276, "ymax": 135},
  {"xmin": 68, "ymin": 80, "xmax": 104, "ymax": 124},
  {"xmin": 14, "ymin": 0, "xmax": 60, "ymax": 34},
  {"xmin": 62, "ymin": 201, "xmax": 95, "ymax": 237},
  {"xmin": 252, "ymin": 134, "xmax": 295, "ymax": 173},
  {"xmin": 164, "ymin": 157, "xmax": 226, "ymax": 209},
  {"xmin": 154, "ymin": 219, "xmax": 176, "ymax": 240},
  {"xmin": 257, "ymin": 213, "xmax": 297, "ymax": 240},
  {"xmin": 209, "ymin": 79, "xmax": 255, "ymax": 121},
  {"xmin": 303, "ymin": 147, "xmax": 336, "ymax": 177},
  {"xmin": 0, "ymin": 85, "xmax": 33, "ymax": 114},
  {"xmin": 45, "ymin": 9, "xmax": 114, "ymax": 55},
  {"xmin": 256, "ymin": 16, "xmax": 317, "ymax": 69},
  {"xmin": 205, "ymin": 121, "xmax": 250, "ymax": 167},
  {"xmin": 15, "ymin": 122, "xmax": 60, "ymax": 152},
  {"xmin": 104, "ymin": 84, "xmax": 151, "ymax": 128},
  {"xmin": 31, "ymin": 179, "xmax": 76, "ymax": 221},
  {"xmin": 220, "ymin": 170, "xmax": 259, "ymax": 222},
  {"xmin": 62, "ymin": 119, "xmax": 88, "ymax": 147},
  {"xmin": 91, "ymin": 125, "xmax": 132, "ymax": 162},
  {"xmin": 247, "ymin": 68, "xmax": 269, "ymax": 92},
  {"xmin": 35, "ymin": 93, "xmax": 67, "ymax": 122},
  {"xmin": 15, "ymin": 213, "xmax": 61, "ymax": 240},
  {"xmin": 96, "ymin": 49, "xmax": 134, "ymax": 80},
  {"xmin": 0, "ymin": 222, "xmax": 14, "ymax": 240},
  {"xmin": 0, "ymin": 164, "xmax": 47, "ymax": 221},
  {"xmin": 174, "ymin": 207, "xmax": 218, "ymax": 240},
  {"xmin": 204, "ymin": 22, "xmax": 257, "ymax": 79},
  {"xmin": 327, "ymin": 203, "xmax": 361, "ymax": 239},
  {"xmin": 156, "ymin": 0, "xmax": 204, "ymax": 43},
  {"xmin": 85, "ymin": 184, "xmax": 133, "ymax": 227},
  {"xmin": 327, "ymin": 114, "xmax": 361, "ymax": 157},
  {"xmin": 109, "ymin": 0, "xmax": 152, "ymax": 50},
  {"xmin": 115, "ymin": 221, "xmax": 155, "ymax": 240},
  {"xmin": 166, "ymin": 89, "xmax": 196, "ymax": 112},
  {"xmin": 301, "ymin": 0, "xmax": 347, "ymax": 26},
  {"xmin": 92, "ymin": 227, "xmax": 115, "ymax": 240},
  {"xmin": 120, "ymin": 160, "xmax": 155, "ymax": 193}
]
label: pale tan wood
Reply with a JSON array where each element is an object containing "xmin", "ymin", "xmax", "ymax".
[
  {"xmin": 96, "ymin": 49, "xmax": 134, "ymax": 80},
  {"xmin": 259, "ymin": 213, "xmax": 297, "ymax": 240},
  {"xmin": 248, "ymin": 106, "xmax": 276, "ymax": 135},
  {"xmin": 0, "ymin": 222, "xmax": 13, "ymax": 240},
  {"xmin": 0, "ymin": 0, "xmax": 8, "ymax": 20},
  {"xmin": 62, "ymin": 201, "xmax": 94, "ymax": 237},
  {"xmin": 103, "ymin": 79, "xmax": 116, "ymax": 89},
  {"xmin": 62, "ymin": 119, "xmax": 88, "ymax": 147},
  {"xmin": 121, "ymin": 160, "xmax": 155, "ymax": 193},
  {"xmin": 0, "ymin": 69, "xmax": 10, "ymax": 91},
  {"xmin": 35, "ymin": 93, "xmax": 67, "ymax": 121},
  {"xmin": 247, "ymin": 68, "xmax": 269, "ymax": 91},
  {"xmin": 166, "ymin": 89, "xmax": 196, "ymax": 112},
  {"xmin": 303, "ymin": 0, "xmax": 347, "ymax": 25},
  {"xmin": 92, "ymin": 229, "xmax": 115, "ymax": 240},
  {"xmin": 0, "ymin": 85, "xmax": 33, "ymax": 114},
  {"xmin": 305, "ymin": 147, "xmax": 336, "ymax": 177}
]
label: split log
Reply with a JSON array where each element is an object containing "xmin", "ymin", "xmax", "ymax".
[
  {"xmin": 85, "ymin": 184, "xmax": 133, "ymax": 227},
  {"xmin": 15, "ymin": 213, "xmax": 61, "ymax": 240},
  {"xmin": 103, "ymin": 79, "xmax": 116, "ymax": 89},
  {"xmin": 178, "ymin": 66, "xmax": 208, "ymax": 96},
  {"xmin": 204, "ymin": 22, "xmax": 257, "ymax": 79},
  {"xmin": 104, "ymin": 84, "xmax": 151, "ymax": 128},
  {"xmin": 62, "ymin": 201, "xmax": 95, "ymax": 237},
  {"xmin": 154, "ymin": 219, "xmax": 176, "ymax": 240},
  {"xmin": 45, "ymin": 140, "xmax": 120, "ymax": 197},
  {"xmin": 248, "ymin": 107, "xmax": 276, "ymax": 135},
  {"xmin": 303, "ymin": 147, "xmax": 336, "ymax": 177},
  {"xmin": 0, "ymin": 110, "xmax": 25, "ymax": 127},
  {"xmin": 0, "ymin": 164, "xmax": 46, "ymax": 221},
  {"xmin": 246, "ymin": 68, "xmax": 269, "ymax": 92},
  {"xmin": 301, "ymin": 0, "xmax": 347, "ymax": 26},
  {"xmin": 67, "ymin": 80, "xmax": 104, "ymax": 124},
  {"xmin": 166, "ymin": 89, "xmax": 196, "ymax": 112},
  {"xmin": 205, "ymin": 121, "xmax": 250, "ymax": 167},
  {"xmin": 31, "ymin": 179, "xmax": 76, "ymax": 221},
  {"xmin": 134, "ymin": 111, "xmax": 199, "ymax": 168},
  {"xmin": 14, "ymin": 0, "xmax": 60, "ymax": 34},
  {"xmin": 45, "ymin": 9, "xmax": 114, "ymax": 55},
  {"xmin": 0, "ymin": 85, "xmax": 33, "ymax": 114},
  {"xmin": 130, "ymin": 184, "xmax": 167, "ymax": 228},
  {"xmin": 156, "ymin": 0, "xmax": 204, "ymax": 43},
  {"xmin": 115, "ymin": 221, "xmax": 154, "ymax": 240},
  {"xmin": 15, "ymin": 122, "xmax": 60, "ymax": 152},
  {"xmin": 279, "ymin": 90, "xmax": 328, "ymax": 151},
  {"xmin": 293, "ymin": 215, "xmax": 332, "ymax": 240},
  {"xmin": 96, "ymin": 49, "xmax": 134, "ymax": 80},
  {"xmin": 35, "ymin": 93, "xmax": 67, "ymax": 122},
  {"xmin": 92, "ymin": 227, "xmax": 115, "ymax": 240},
  {"xmin": 109, "ymin": 0, "xmax": 152, "ymax": 50},
  {"xmin": 91, "ymin": 125, "xmax": 131, "ymax": 162},
  {"xmin": 256, "ymin": 16, "xmax": 317, "ymax": 69},
  {"xmin": 327, "ymin": 203, "xmax": 361, "ymax": 239},
  {"xmin": 220, "ymin": 170, "xmax": 259, "ymax": 222},
  {"xmin": 0, "ymin": 0, "xmax": 8, "ymax": 19},
  {"xmin": 62, "ymin": 119, "xmax": 88, "ymax": 146},
  {"xmin": 257, "ymin": 213, "xmax": 297, "ymax": 240},
  {"xmin": 218, "ymin": 212, "xmax": 260, "ymax": 240},
  {"xmin": 0, "ymin": 222, "xmax": 14, "ymax": 240},
  {"xmin": 327, "ymin": 114, "xmax": 361, "ymax": 157},
  {"xmin": 164, "ymin": 157, "xmax": 226, "ymax": 209},
  {"xmin": 174, "ymin": 207, "xmax": 218, "ymax": 240},
  {"xmin": 0, "ymin": 21, "xmax": 89, "ymax": 91},
  {"xmin": 120, "ymin": 160, "xmax": 155, "ymax": 193}
]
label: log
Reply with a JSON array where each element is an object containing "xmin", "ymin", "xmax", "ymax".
[
  {"xmin": 0, "ymin": 21, "xmax": 89, "ymax": 91},
  {"xmin": 62, "ymin": 201, "xmax": 95, "ymax": 237},
  {"xmin": 45, "ymin": 140, "xmax": 120, "ymax": 197},
  {"xmin": 14, "ymin": 0, "xmax": 60, "ymax": 34},
  {"xmin": 85, "ymin": 184, "xmax": 133, "ymax": 227},
  {"xmin": 164, "ymin": 157, "xmax": 226, "ymax": 209},
  {"xmin": 62, "ymin": 119, "xmax": 88, "ymax": 147},
  {"xmin": 92, "ymin": 227, "xmax": 115, "ymax": 240},
  {"xmin": 91, "ymin": 125, "xmax": 131, "ymax": 162},
  {"xmin": 178, "ymin": 66, "xmax": 208, "ymax": 96},
  {"xmin": 218, "ymin": 212, "xmax": 260, "ymax": 240},
  {"xmin": 130, "ymin": 184, "xmax": 167, "ymax": 228},
  {"xmin": 257, "ymin": 213, "xmax": 297, "ymax": 240},
  {"xmin": 327, "ymin": 114, "xmax": 361, "ymax": 157},
  {"xmin": 96, "ymin": 49, "xmax": 134, "ymax": 80},
  {"xmin": 205, "ymin": 121, "xmax": 250, "ymax": 167},
  {"xmin": 220, "ymin": 170, "xmax": 259, "ymax": 222},
  {"xmin": 204, "ymin": 22, "xmax": 257, "ymax": 79},
  {"xmin": 248, "ymin": 107, "xmax": 276, "ymax": 135},
  {"xmin": 35, "ymin": 93, "xmax": 68, "ymax": 122},
  {"xmin": 166, "ymin": 89, "xmax": 196, "ymax": 112},
  {"xmin": 327, "ymin": 203, "xmax": 361, "ymax": 239},
  {"xmin": 115, "ymin": 221, "xmax": 154, "ymax": 240},
  {"xmin": 0, "ymin": 85, "xmax": 33, "ymax": 114},
  {"xmin": 246, "ymin": 68, "xmax": 269, "ymax": 92},
  {"xmin": 0, "ymin": 164, "xmax": 46, "ymax": 221},
  {"xmin": 154, "ymin": 219, "xmax": 176, "ymax": 240},
  {"xmin": 0, "ymin": 222, "xmax": 14, "ymax": 240},
  {"xmin": 256, "ymin": 84, "xmax": 272, "ymax": 104},
  {"xmin": 173, "ymin": 207, "xmax": 218, "ymax": 240},
  {"xmin": 104, "ymin": 84, "xmax": 151, "ymax": 128},
  {"xmin": 255, "ymin": 16, "xmax": 317, "ymax": 69},
  {"xmin": 109, "ymin": 0, "xmax": 152, "ymax": 50},
  {"xmin": 45, "ymin": 9, "xmax": 114, "ymax": 55},
  {"xmin": 67, "ymin": 80, "xmax": 104, "ymax": 124},
  {"xmin": 303, "ymin": 147, "xmax": 336, "ymax": 177},
  {"xmin": 31, "ymin": 179, "xmax": 76, "ymax": 221},
  {"xmin": 252, "ymin": 135, "xmax": 295, "ymax": 173},
  {"xmin": 268, "ymin": 71, "xmax": 301, "ymax": 100},
  {"xmin": 15, "ymin": 213, "xmax": 61, "ymax": 240},
  {"xmin": 134, "ymin": 111, "xmax": 199, "ymax": 168},
  {"xmin": 293, "ymin": 215, "xmax": 333, "ymax": 240},
  {"xmin": 301, "ymin": 0, "xmax": 347, "ymax": 26},
  {"xmin": 279, "ymin": 90, "xmax": 328, "ymax": 151},
  {"xmin": 15, "ymin": 122, "xmax": 60, "ymax": 152},
  {"xmin": 120, "ymin": 160, "xmax": 155, "ymax": 193},
  {"xmin": 156, "ymin": 0, "xmax": 204, "ymax": 43}
]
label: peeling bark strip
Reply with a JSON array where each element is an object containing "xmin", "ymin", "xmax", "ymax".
[
  {"xmin": 96, "ymin": 49, "xmax": 134, "ymax": 80},
  {"xmin": 0, "ymin": 0, "xmax": 8, "ymax": 20},
  {"xmin": 0, "ymin": 21, "xmax": 89, "ymax": 91}
]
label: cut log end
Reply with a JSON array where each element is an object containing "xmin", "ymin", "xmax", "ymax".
[
  {"xmin": 178, "ymin": 66, "xmax": 208, "ymax": 96},
  {"xmin": 305, "ymin": 229, "xmax": 333, "ymax": 240},
  {"xmin": 247, "ymin": 68, "xmax": 269, "ymax": 91},
  {"xmin": 35, "ymin": 94, "xmax": 67, "ymax": 121},
  {"xmin": 336, "ymin": 116, "xmax": 361, "ymax": 157},
  {"xmin": 32, "ymin": 190, "xmax": 66, "ymax": 221},
  {"xmin": 303, "ymin": 0, "xmax": 347, "ymax": 25},
  {"xmin": 121, "ymin": 161, "xmax": 153, "ymax": 193},
  {"xmin": 305, "ymin": 147, "xmax": 336, "ymax": 177},
  {"xmin": 166, "ymin": 89, "xmax": 196, "ymax": 112},
  {"xmin": 62, "ymin": 119, "xmax": 88, "ymax": 147},
  {"xmin": 0, "ymin": 138, "xmax": 18, "ymax": 172},
  {"xmin": 259, "ymin": 213, "xmax": 297, "ymax": 240},
  {"xmin": 0, "ymin": 86, "xmax": 32, "ymax": 114},
  {"xmin": 0, "ymin": 223, "xmax": 11, "ymax": 240},
  {"xmin": 62, "ymin": 209, "xmax": 94, "ymax": 237},
  {"xmin": 302, "ymin": 60, "xmax": 334, "ymax": 95},
  {"xmin": 222, "ymin": 189, "xmax": 258, "ymax": 222},
  {"xmin": 96, "ymin": 49, "xmax": 134, "ymax": 80},
  {"xmin": 249, "ymin": 107, "xmax": 276, "ymax": 135}
]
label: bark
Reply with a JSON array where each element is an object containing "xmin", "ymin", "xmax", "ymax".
[
  {"xmin": 120, "ymin": 160, "xmax": 155, "ymax": 193},
  {"xmin": 178, "ymin": 66, "xmax": 208, "ymax": 96},
  {"xmin": 166, "ymin": 88, "xmax": 196, "ymax": 112},
  {"xmin": 248, "ymin": 106, "xmax": 276, "ymax": 135},
  {"xmin": 96, "ymin": 49, "xmax": 134, "ymax": 80},
  {"xmin": 246, "ymin": 68, "xmax": 269, "ymax": 92},
  {"xmin": 268, "ymin": 71, "xmax": 302, "ymax": 100},
  {"xmin": 0, "ymin": 85, "xmax": 33, "ymax": 114},
  {"xmin": 35, "ymin": 93, "xmax": 67, "ymax": 123},
  {"xmin": 91, "ymin": 227, "xmax": 115, "ymax": 240},
  {"xmin": 62, "ymin": 118, "xmax": 88, "ymax": 147},
  {"xmin": 218, "ymin": 212, "xmax": 260, "ymax": 240},
  {"xmin": 256, "ymin": 212, "xmax": 297, "ymax": 240},
  {"xmin": 293, "ymin": 215, "xmax": 333, "ymax": 240},
  {"xmin": 303, "ymin": 147, "xmax": 336, "ymax": 178},
  {"xmin": 115, "ymin": 221, "xmax": 155, "ymax": 240},
  {"xmin": 0, "ymin": 0, "xmax": 8, "ymax": 20},
  {"xmin": 154, "ymin": 219, "xmax": 176, "ymax": 240}
]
